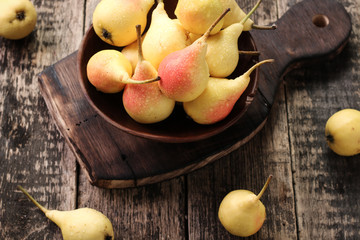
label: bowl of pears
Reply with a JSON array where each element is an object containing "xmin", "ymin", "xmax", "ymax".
[{"xmin": 78, "ymin": 0, "xmax": 274, "ymax": 143}]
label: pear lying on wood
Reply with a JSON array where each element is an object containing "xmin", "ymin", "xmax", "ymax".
[
  {"xmin": 218, "ymin": 175, "xmax": 273, "ymax": 237},
  {"xmin": 18, "ymin": 185, "xmax": 114, "ymax": 240}
]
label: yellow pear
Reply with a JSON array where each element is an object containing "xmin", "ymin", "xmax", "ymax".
[
  {"xmin": 18, "ymin": 186, "xmax": 114, "ymax": 240},
  {"xmin": 220, "ymin": 0, "xmax": 276, "ymax": 31},
  {"xmin": 142, "ymin": 0, "xmax": 191, "ymax": 70},
  {"xmin": 183, "ymin": 59, "xmax": 273, "ymax": 124},
  {"xmin": 203, "ymin": 0, "xmax": 261, "ymax": 78},
  {"xmin": 218, "ymin": 175, "xmax": 272, "ymax": 237},
  {"xmin": 87, "ymin": 49, "xmax": 159, "ymax": 93},
  {"xmin": 123, "ymin": 25, "xmax": 175, "ymax": 124},
  {"xmin": 0, "ymin": 0, "xmax": 37, "ymax": 40},
  {"xmin": 92, "ymin": 0, "xmax": 154, "ymax": 47},
  {"xmin": 325, "ymin": 108, "xmax": 360, "ymax": 156},
  {"xmin": 175, "ymin": 0, "xmax": 225, "ymax": 35},
  {"xmin": 158, "ymin": 9, "xmax": 230, "ymax": 102}
]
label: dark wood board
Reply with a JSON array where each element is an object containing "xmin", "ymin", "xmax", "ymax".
[{"xmin": 38, "ymin": 0, "xmax": 351, "ymax": 188}]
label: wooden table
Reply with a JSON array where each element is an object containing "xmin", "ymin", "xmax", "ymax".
[{"xmin": 1, "ymin": 0, "xmax": 359, "ymax": 239}]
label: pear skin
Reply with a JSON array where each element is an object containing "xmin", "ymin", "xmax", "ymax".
[
  {"xmin": 87, "ymin": 49, "xmax": 133, "ymax": 93},
  {"xmin": 123, "ymin": 25, "xmax": 175, "ymax": 124},
  {"xmin": 175, "ymin": 0, "xmax": 225, "ymax": 35},
  {"xmin": 325, "ymin": 109, "xmax": 360, "ymax": 156},
  {"xmin": 87, "ymin": 49, "xmax": 160, "ymax": 93},
  {"xmin": 92, "ymin": 0, "xmax": 154, "ymax": 47},
  {"xmin": 158, "ymin": 8, "xmax": 230, "ymax": 102},
  {"xmin": 142, "ymin": 0, "xmax": 191, "ymax": 70},
  {"xmin": 220, "ymin": 0, "xmax": 254, "ymax": 30},
  {"xmin": 17, "ymin": 186, "xmax": 114, "ymax": 240},
  {"xmin": 0, "ymin": 0, "xmax": 37, "ymax": 40},
  {"xmin": 205, "ymin": 0, "xmax": 262, "ymax": 78},
  {"xmin": 218, "ymin": 175, "xmax": 273, "ymax": 237},
  {"xmin": 183, "ymin": 59, "xmax": 274, "ymax": 124}
]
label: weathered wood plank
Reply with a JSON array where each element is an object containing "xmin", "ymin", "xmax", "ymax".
[
  {"xmin": 286, "ymin": 0, "xmax": 360, "ymax": 237},
  {"xmin": 186, "ymin": 0, "xmax": 297, "ymax": 239},
  {"xmin": 0, "ymin": 0, "xmax": 84, "ymax": 239},
  {"xmin": 74, "ymin": 0, "xmax": 187, "ymax": 239}
]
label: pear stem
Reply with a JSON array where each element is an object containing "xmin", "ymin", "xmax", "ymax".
[
  {"xmin": 203, "ymin": 8, "xmax": 231, "ymax": 40},
  {"xmin": 255, "ymin": 175, "xmax": 273, "ymax": 201},
  {"xmin": 135, "ymin": 25, "xmax": 144, "ymax": 62},
  {"xmin": 17, "ymin": 185, "xmax": 49, "ymax": 215},
  {"xmin": 239, "ymin": 50, "xmax": 261, "ymax": 56},
  {"xmin": 241, "ymin": 0, "xmax": 262, "ymax": 25},
  {"xmin": 124, "ymin": 76, "xmax": 161, "ymax": 85},
  {"xmin": 157, "ymin": 0, "xmax": 163, "ymax": 3},
  {"xmin": 252, "ymin": 24, "xmax": 277, "ymax": 30},
  {"xmin": 243, "ymin": 59, "xmax": 274, "ymax": 78}
]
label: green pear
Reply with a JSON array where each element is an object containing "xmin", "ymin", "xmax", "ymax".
[{"xmin": 0, "ymin": 0, "xmax": 37, "ymax": 40}]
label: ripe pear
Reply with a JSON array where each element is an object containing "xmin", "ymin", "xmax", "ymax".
[
  {"xmin": 175, "ymin": 0, "xmax": 225, "ymax": 35},
  {"xmin": 158, "ymin": 8, "xmax": 230, "ymax": 102},
  {"xmin": 121, "ymin": 34, "xmax": 146, "ymax": 70},
  {"xmin": 87, "ymin": 49, "xmax": 159, "ymax": 93},
  {"xmin": 184, "ymin": 59, "xmax": 273, "ymax": 124},
  {"xmin": 92, "ymin": 0, "xmax": 154, "ymax": 47},
  {"xmin": 123, "ymin": 25, "xmax": 175, "ymax": 124},
  {"xmin": 218, "ymin": 175, "xmax": 273, "ymax": 237},
  {"xmin": 204, "ymin": 0, "xmax": 262, "ymax": 78},
  {"xmin": 220, "ymin": 0, "xmax": 276, "ymax": 31},
  {"xmin": 17, "ymin": 186, "xmax": 114, "ymax": 240},
  {"xmin": 142, "ymin": 0, "xmax": 191, "ymax": 70},
  {"xmin": 325, "ymin": 108, "xmax": 360, "ymax": 156},
  {"xmin": 0, "ymin": 0, "xmax": 37, "ymax": 40}
]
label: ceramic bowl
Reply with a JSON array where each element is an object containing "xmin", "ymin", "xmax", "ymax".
[{"xmin": 77, "ymin": 1, "xmax": 259, "ymax": 143}]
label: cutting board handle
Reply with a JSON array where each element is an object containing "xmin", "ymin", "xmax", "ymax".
[{"xmin": 251, "ymin": 0, "xmax": 351, "ymax": 103}]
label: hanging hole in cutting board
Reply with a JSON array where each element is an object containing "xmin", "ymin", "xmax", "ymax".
[{"xmin": 312, "ymin": 14, "xmax": 329, "ymax": 28}]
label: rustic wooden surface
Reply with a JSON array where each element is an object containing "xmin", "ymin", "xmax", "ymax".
[{"xmin": 1, "ymin": 0, "xmax": 359, "ymax": 239}]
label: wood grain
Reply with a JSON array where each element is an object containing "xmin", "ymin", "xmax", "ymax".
[
  {"xmin": 1, "ymin": 0, "xmax": 359, "ymax": 239},
  {"xmin": 0, "ymin": 0, "xmax": 83, "ymax": 239}
]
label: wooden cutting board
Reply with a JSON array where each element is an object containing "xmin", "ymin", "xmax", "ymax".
[{"xmin": 38, "ymin": 0, "xmax": 351, "ymax": 188}]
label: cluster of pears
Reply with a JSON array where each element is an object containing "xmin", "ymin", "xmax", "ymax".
[{"xmin": 88, "ymin": 0, "xmax": 275, "ymax": 125}]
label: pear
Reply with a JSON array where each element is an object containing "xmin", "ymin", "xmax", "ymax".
[
  {"xmin": 86, "ymin": 49, "xmax": 159, "ymax": 93},
  {"xmin": 142, "ymin": 0, "xmax": 191, "ymax": 70},
  {"xmin": 184, "ymin": 59, "xmax": 273, "ymax": 124},
  {"xmin": 0, "ymin": 0, "xmax": 37, "ymax": 40},
  {"xmin": 92, "ymin": 0, "xmax": 154, "ymax": 47},
  {"xmin": 175, "ymin": 0, "xmax": 225, "ymax": 35},
  {"xmin": 158, "ymin": 8, "xmax": 230, "ymax": 102},
  {"xmin": 325, "ymin": 108, "xmax": 360, "ymax": 156},
  {"xmin": 204, "ymin": 0, "xmax": 262, "ymax": 78},
  {"xmin": 121, "ymin": 33, "xmax": 146, "ymax": 70},
  {"xmin": 123, "ymin": 25, "xmax": 175, "ymax": 124},
  {"xmin": 17, "ymin": 185, "xmax": 114, "ymax": 240},
  {"xmin": 221, "ymin": 0, "xmax": 276, "ymax": 31},
  {"xmin": 218, "ymin": 175, "xmax": 273, "ymax": 237}
]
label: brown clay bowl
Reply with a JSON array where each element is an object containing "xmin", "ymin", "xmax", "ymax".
[{"xmin": 77, "ymin": 1, "xmax": 259, "ymax": 143}]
